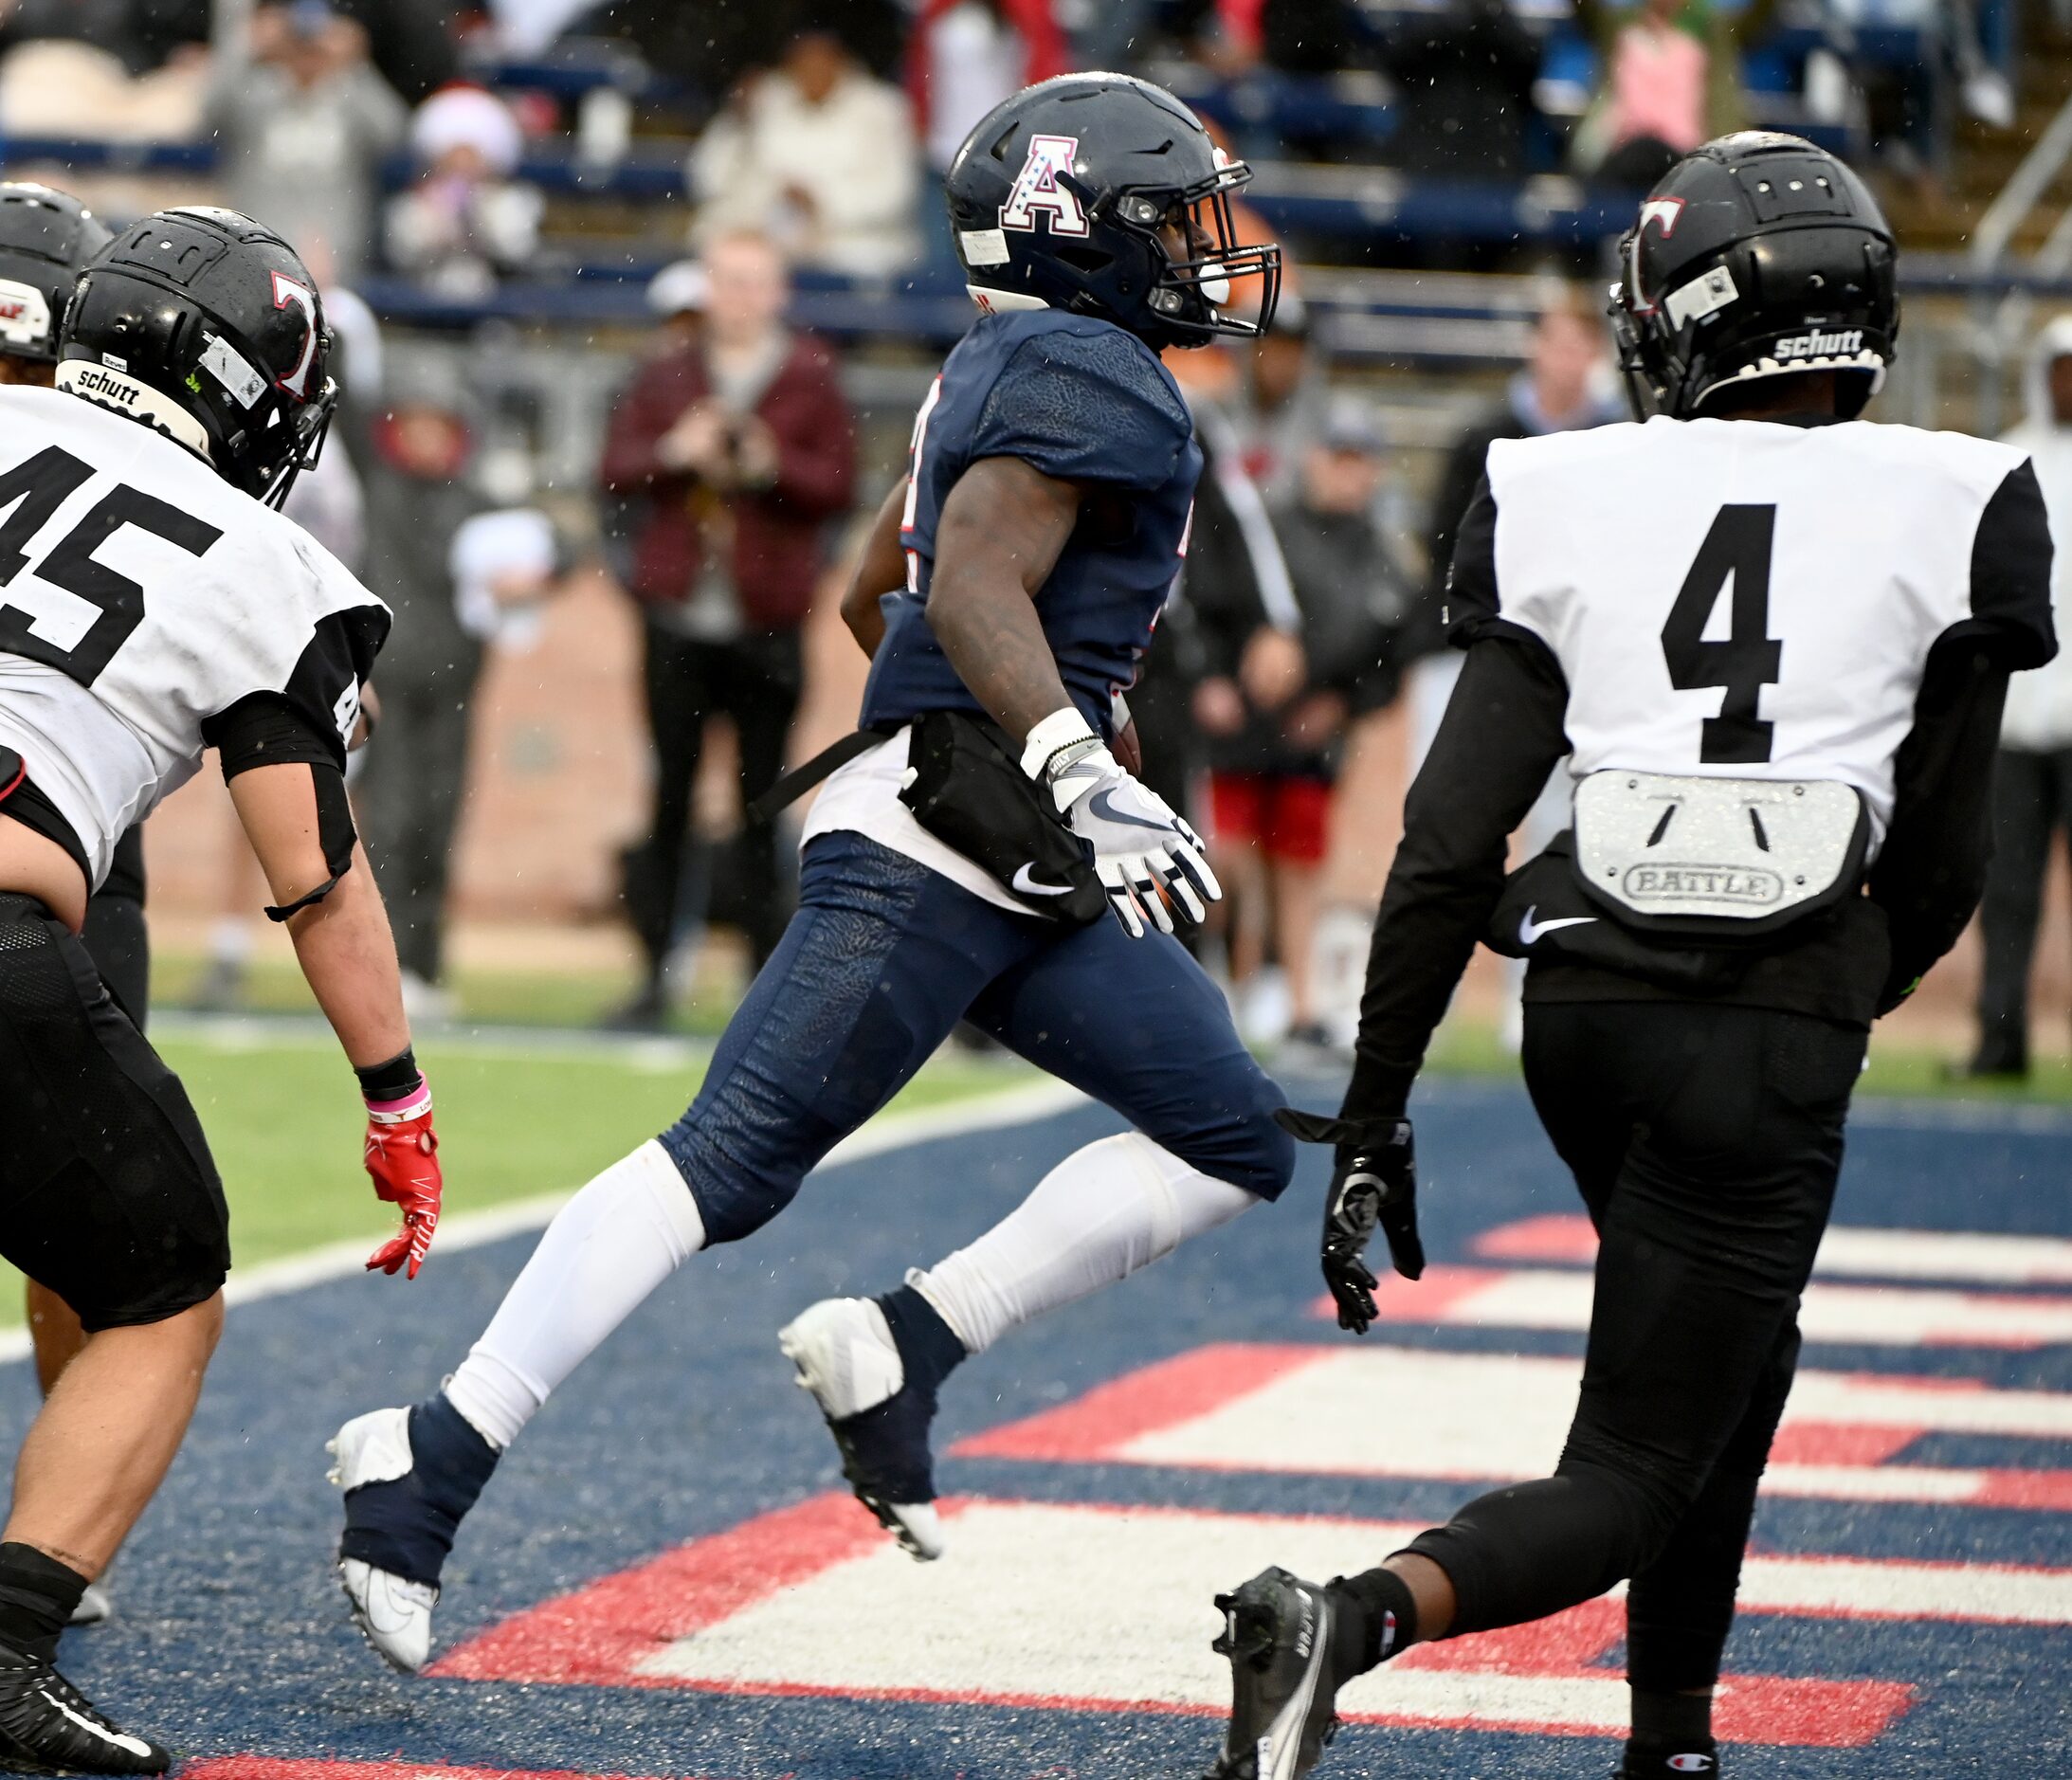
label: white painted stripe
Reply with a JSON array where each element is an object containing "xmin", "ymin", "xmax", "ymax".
[
  {"xmin": 0, "ymin": 1077, "xmax": 1089, "ymax": 1367},
  {"xmin": 1397, "ymin": 1268, "xmax": 2072, "ymax": 1347},
  {"xmin": 1813, "ymin": 1226, "xmax": 2072, "ymax": 1285},
  {"xmin": 1113, "ymin": 1348, "xmax": 2072, "ymax": 1506},
  {"xmin": 631, "ymin": 1498, "xmax": 2065, "ymax": 1733}
]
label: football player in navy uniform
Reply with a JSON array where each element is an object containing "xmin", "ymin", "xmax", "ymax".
[
  {"xmin": 0, "ymin": 207, "xmax": 445, "ymax": 1771},
  {"xmin": 330, "ymin": 73, "xmax": 1293, "ymax": 1668},
  {"xmin": 1204, "ymin": 136, "xmax": 2055, "ymax": 1779}
]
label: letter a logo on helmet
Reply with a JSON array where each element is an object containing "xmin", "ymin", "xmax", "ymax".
[
  {"xmin": 1000, "ymin": 134, "xmax": 1089, "ymax": 238},
  {"xmin": 269, "ymin": 270, "xmax": 319, "ymax": 398}
]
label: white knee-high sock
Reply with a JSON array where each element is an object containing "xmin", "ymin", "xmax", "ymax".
[
  {"xmin": 909, "ymin": 1132, "xmax": 1259, "ymax": 1355},
  {"xmin": 444, "ymin": 1140, "xmax": 705, "ymax": 1448}
]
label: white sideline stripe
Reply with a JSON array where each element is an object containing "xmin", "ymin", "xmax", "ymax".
[{"xmin": 0, "ymin": 1078, "xmax": 1090, "ymax": 1368}]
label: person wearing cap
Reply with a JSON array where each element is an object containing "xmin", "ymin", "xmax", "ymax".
[
  {"xmin": 1963, "ymin": 314, "xmax": 2072, "ymax": 1079},
  {"xmin": 386, "ymin": 85, "xmax": 544, "ymax": 300},
  {"xmin": 1201, "ymin": 395, "xmax": 1409, "ymax": 1044},
  {"xmin": 599, "ymin": 229, "xmax": 855, "ymax": 1027},
  {"xmin": 204, "ymin": 1, "xmax": 406, "ymax": 283}
]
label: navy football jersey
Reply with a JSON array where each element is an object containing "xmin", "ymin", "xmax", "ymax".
[{"xmin": 860, "ymin": 309, "xmax": 1201, "ymax": 735}]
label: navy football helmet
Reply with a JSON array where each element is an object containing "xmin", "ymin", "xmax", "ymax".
[
  {"xmin": 945, "ymin": 73, "xmax": 1281, "ymax": 350},
  {"xmin": 0, "ymin": 182, "xmax": 110, "ymax": 364},
  {"xmin": 1610, "ymin": 133, "xmax": 1898, "ymax": 420},
  {"xmin": 59, "ymin": 206, "xmax": 336, "ymax": 508}
]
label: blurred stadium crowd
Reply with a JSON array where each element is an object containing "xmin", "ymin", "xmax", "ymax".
[{"xmin": 10, "ymin": 0, "xmax": 2072, "ymax": 1066}]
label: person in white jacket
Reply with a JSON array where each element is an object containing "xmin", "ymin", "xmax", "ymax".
[
  {"xmin": 1967, "ymin": 314, "xmax": 2072, "ymax": 1077},
  {"xmin": 691, "ymin": 30, "xmax": 920, "ymax": 280}
]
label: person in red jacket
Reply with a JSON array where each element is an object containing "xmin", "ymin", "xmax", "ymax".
[{"xmin": 599, "ymin": 229, "xmax": 856, "ymax": 1026}]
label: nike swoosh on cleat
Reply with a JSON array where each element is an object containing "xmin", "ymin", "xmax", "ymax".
[
  {"xmin": 1518, "ymin": 906, "xmax": 1599, "ymax": 947},
  {"xmin": 1010, "ymin": 863, "xmax": 1075, "ymax": 897},
  {"xmin": 1260, "ymin": 1592, "xmax": 1330, "ymax": 1780},
  {"xmin": 34, "ymin": 1689, "xmax": 153, "ymax": 1760}
]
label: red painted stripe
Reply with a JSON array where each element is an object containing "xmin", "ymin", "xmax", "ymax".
[
  {"xmin": 429, "ymin": 1491, "xmax": 885, "ymax": 1685},
  {"xmin": 1767, "ymin": 1423, "xmax": 1922, "ymax": 1466},
  {"xmin": 1973, "ymin": 1468, "xmax": 2072, "ymax": 1510},
  {"xmin": 1474, "ymin": 1213, "xmax": 1599, "ymax": 1263},
  {"xmin": 1394, "ymin": 1598, "xmax": 1627, "ymax": 1674},
  {"xmin": 952, "ymin": 1343, "xmax": 1321, "ymax": 1462}
]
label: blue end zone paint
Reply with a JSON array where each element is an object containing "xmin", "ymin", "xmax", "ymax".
[{"xmin": 9, "ymin": 1076, "xmax": 2069, "ymax": 1778}]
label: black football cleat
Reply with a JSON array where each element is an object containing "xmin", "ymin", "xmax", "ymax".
[
  {"xmin": 0, "ymin": 1640, "xmax": 167, "ymax": 1774},
  {"xmin": 1204, "ymin": 1567, "xmax": 1367, "ymax": 1780},
  {"xmin": 1619, "ymin": 1742, "xmax": 1723, "ymax": 1776}
]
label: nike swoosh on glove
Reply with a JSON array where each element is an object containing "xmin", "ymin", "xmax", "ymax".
[
  {"xmin": 1275, "ymin": 1109, "xmax": 1422, "ymax": 1335},
  {"xmin": 1045, "ymin": 742, "xmax": 1221, "ymax": 938},
  {"xmin": 363, "ymin": 1076, "xmax": 442, "ymax": 1279}
]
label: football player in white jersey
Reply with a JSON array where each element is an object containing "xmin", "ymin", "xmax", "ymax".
[
  {"xmin": 0, "ymin": 206, "xmax": 445, "ymax": 1772},
  {"xmin": 1206, "ymin": 135, "xmax": 2055, "ymax": 1780}
]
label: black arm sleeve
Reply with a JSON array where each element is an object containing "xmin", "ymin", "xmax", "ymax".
[
  {"xmin": 1343, "ymin": 631, "xmax": 1572, "ymax": 1118},
  {"xmin": 1866, "ymin": 639, "xmax": 2012, "ymax": 1013},
  {"xmin": 204, "ymin": 693, "xmax": 341, "ymax": 781},
  {"xmin": 1956, "ymin": 458, "xmax": 2057, "ymax": 670}
]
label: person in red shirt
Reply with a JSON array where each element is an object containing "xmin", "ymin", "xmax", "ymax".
[{"xmin": 599, "ymin": 230, "xmax": 855, "ymax": 1026}]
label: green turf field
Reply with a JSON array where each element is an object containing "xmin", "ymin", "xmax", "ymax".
[
  {"xmin": 0, "ymin": 1027, "xmax": 1025, "ymax": 1329},
  {"xmin": 4, "ymin": 957, "xmax": 2057, "ymax": 1336}
]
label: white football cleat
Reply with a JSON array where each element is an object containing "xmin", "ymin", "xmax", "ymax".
[
  {"xmin": 780, "ymin": 1298, "xmax": 945, "ymax": 1561},
  {"xmin": 336, "ymin": 1558, "xmax": 435, "ymax": 1674},
  {"xmin": 328, "ymin": 1408, "xmax": 438, "ymax": 1672}
]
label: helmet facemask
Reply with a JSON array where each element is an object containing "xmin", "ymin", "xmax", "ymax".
[{"xmin": 1116, "ymin": 159, "xmax": 1281, "ymax": 346}]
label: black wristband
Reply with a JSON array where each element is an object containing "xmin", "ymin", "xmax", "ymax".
[{"xmin": 354, "ymin": 1046, "xmax": 421, "ymax": 1102}]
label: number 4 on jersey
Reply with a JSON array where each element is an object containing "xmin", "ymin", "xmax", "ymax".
[{"xmin": 1661, "ymin": 502, "xmax": 1782, "ymax": 765}]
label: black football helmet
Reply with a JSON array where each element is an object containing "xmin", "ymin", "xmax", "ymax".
[
  {"xmin": 1609, "ymin": 132, "xmax": 1898, "ymax": 421},
  {"xmin": 0, "ymin": 182, "xmax": 110, "ymax": 363},
  {"xmin": 944, "ymin": 73, "xmax": 1281, "ymax": 350},
  {"xmin": 58, "ymin": 206, "xmax": 336, "ymax": 508}
]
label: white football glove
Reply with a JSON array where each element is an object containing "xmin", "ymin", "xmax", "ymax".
[{"xmin": 1043, "ymin": 739, "xmax": 1221, "ymax": 938}]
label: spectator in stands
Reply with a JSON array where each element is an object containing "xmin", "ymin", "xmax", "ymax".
[
  {"xmin": 352, "ymin": 357, "xmax": 564, "ymax": 1022},
  {"xmin": 691, "ymin": 28, "xmax": 921, "ymax": 279},
  {"xmin": 1252, "ymin": 397, "xmax": 1409, "ymax": 1043},
  {"xmin": 1376, "ymin": 0, "xmax": 1540, "ymax": 178},
  {"xmin": 1965, "ymin": 316, "xmax": 2072, "ymax": 1080},
  {"xmin": 206, "ymin": 1, "xmax": 407, "ymax": 282},
  {"xmin": 386, "ymin": 85, "xmax": 544, "ymax": 299},
  {"xmin": 1409, "ymin": 281, "xmax": 1620, "ymax": 756},
  {"xmin": 1570, "ymin": 0, "xmax": 1777, "ymax": 189},
  {"xmin": 909, "ymin": 1, "xmax": 1068, "ymax": 178},
  {"xmin": 0, "ymin": 0, "xmax": 209, "ymax": 136},
  {"xmin": 1225, "ymin": 295, "xmax": 1329, "ymax": 505},
  {"xmin": 599, "ymin": 229, "xmax": 855, "ymax": 1027}
]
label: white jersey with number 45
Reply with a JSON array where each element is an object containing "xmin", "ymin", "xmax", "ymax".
[
  {"xmin": 0, "ymin": 383, "xmax": 389, "ymax": 888},
  {"xmin": 1450, "ymin": 414, "xmax": 2056, "ymax": 847}
]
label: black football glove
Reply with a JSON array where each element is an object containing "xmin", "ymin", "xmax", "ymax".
[{"xmin": 1274, "ymin": 1109, "xmax": 1423, "ymax": 1335}]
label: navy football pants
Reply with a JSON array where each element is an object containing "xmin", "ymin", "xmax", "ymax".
[{"xmin": 659, "ymin": 832, "xmax": 1293, "ymax": 1245}]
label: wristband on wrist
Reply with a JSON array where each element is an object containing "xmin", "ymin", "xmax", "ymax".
[
  {"xmin": 357, "ymin": 1046, "xmax": 429, "ymax": 1120},
  {"xmin": 1019, "ymin": 706, "xmax": 1100, "ymax": 781}
]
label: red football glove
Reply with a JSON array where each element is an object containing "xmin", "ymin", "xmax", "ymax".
[{"xmin": 363, "ymin": 1076, "xmax": 442, "ymax": 1279}]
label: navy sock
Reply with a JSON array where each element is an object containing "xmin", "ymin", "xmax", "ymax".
[
  {"xmin": 876, "ymin": 1282, "xmax": 969, "ymax": 1396},
  {"xmin": 0, "ymin": 1543, "xmax": 85, "ymax": 1664},
  {"xmin": 1331, "ymin": 1565, "xmax": 1420, "ymax": 1675},
  {"xmin": 338, "ymin": 1394, "xmax": 500, "ymax": 1588}
]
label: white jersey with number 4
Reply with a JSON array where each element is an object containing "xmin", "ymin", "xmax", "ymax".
[
  {"xmin": 1458, "ymin": 414, "xmax": 2053, "ymax": 847},
  {"xmin": 0, "ymin": 383, "xmax": 388, "ymax": 888}
]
